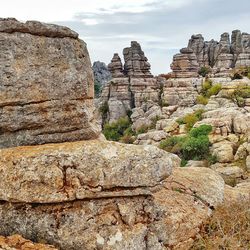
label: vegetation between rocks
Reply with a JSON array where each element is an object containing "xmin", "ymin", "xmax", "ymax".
[
  {"xmin": 103, "ymin": 117, "xmax": 135, "ymax": 143},
  {"xmin": 177, "ymin": 109, "xmax": 204, "ymax": 131},
  {"xmin": 229, "ymin": 84, "xmax": 250, "ymax": 107},
  {"xmin": 160, "ymin": 124, "xmax": 215, "ymax": 165},
  {"xmin": 196, "ymin": 79, "xmax": 222, "ymax": 105}
]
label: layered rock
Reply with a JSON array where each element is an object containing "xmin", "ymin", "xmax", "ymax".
[
  {"xmin": 123, "ymin": 41, "xmax": 152, "ymax": 78},
  {"xmin": 171, "ymin": 48, "xmax": 199, "ymax": 78},
  {"xmin": 100, "ymin": 41, "xmax": 159, "ymax": 123},
  {"xmin": 0, "ymin": 18, "xmax": 100, "ymax": 148},
  {"xmin": 108, "ymin": 53, "xmax": 125, "ymax": 78},
  {"xmin": 0, "ymin": 141, "xmax": 224, "ymax": 249},
  {"xmin": 171, "ymin": 30, "xmax": 250, "ymax": 77}
]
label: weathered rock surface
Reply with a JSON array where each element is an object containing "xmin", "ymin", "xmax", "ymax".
[
  {"xmin": 0, "ymin": 18, "xmax": 100, "ymax": 148},
  {"xmin": 100, "ymin": 42, "xmax": 160, "ymax": 123},
  {"xmin": 123, "ymin": 41, "xmax": 152, "ymax": 78},
  {"xmin": 171, "ymin": 30, "xmax": 250, "ymax": 77},
  {"xmin": 0, "ymin": 140, "xmax": 178, "ymax": 203},
  {"xmin": 0, "ymin": 162, "xmax": 224, "ymax": 250},
  {"xmin": 0, "ymin": 234, "xmax": 57, "ymax": 250},
  {"xmin": 108, "ymin": 53, "xmax": 124, "ymax": 78}
]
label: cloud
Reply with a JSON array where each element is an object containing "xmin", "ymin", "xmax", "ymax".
[{"xmin": 2, "ymin": 0, "xmax": 249, "ymax": 74}]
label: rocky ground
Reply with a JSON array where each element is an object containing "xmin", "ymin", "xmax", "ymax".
[{"xmin": 0, "ymin": 18, "xmax": 250, "ymax": 250}]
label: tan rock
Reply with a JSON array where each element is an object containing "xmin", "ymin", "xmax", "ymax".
[
  {"xmin": 0, "ymin": 140, "xmax": 178, "ymax": 203},
  {"xmin": 0, "ymin": 19, "xmax": 100, "ymax": 148},
  {"xmin": 224, "ymin": 182, "xmax": 250, "ymax": 203},
  {"xmin": 211, "ymin": 141, "xmax": 234, "ymax": 163},
  {"xmin": 0, "ymin": 166, "xmax": 225, "ymax": 250},
  {"xmin": 0, "ymin": 234, "xmax": 57, "ymax": 250},
  {"xmin": 215, "ymin": 166, "xmax": 244, "ymax": 186}
]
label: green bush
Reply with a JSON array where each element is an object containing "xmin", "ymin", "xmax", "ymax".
[
  {"xmin": 159, "ymin": 124, "xmax": 213, "ymax": 164},
  {"xmin": 189, "ymin": 124, "xmax": 213, "ymax": 138},
  {"xmin": 176, "ymin": 109, "xmax": 204, "ymax": 131},
  {"xmin": 197, "ymin": 80, "xmax": 221, "ymax": 105},
  {"xmin": 196, "ymin": 95, "xmax": 208, "ymax": 105},
  {"xmin": 230, "ymin": 84, "xmax": 250, "ymax": 107},
  {"xmin": 198, "ymin": 66, "xmax": 211, "ymax": 77},
  {"xmin": 207, "ymin": 84, "xmax": 222, "ymax": 97},
  {"xmin": 103, "ymin": 117, "xmax": 132, "ymax": 141},
  {"xmin": 182, "ymin": 135, "xmax": 210, "ymax": 160}
]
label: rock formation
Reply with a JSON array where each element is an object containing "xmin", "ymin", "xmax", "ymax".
[
  {"xmin": 108, "ymin": 53, "xmax": 124, "ymax": 78},
  {"xmin": 123, "ymin": 41, "xmax": 152, "ymax": 78},
  {"xmin": 92, "ymin": 61, "xmax": 111, "ymax": 85},
  {"xmin": 0, "ymin": 18, "xmax": 100, "ymax": 148},
  {"xmin": 171, "ymin": 30, "xmax": 250, "ymax": 77},
  {"xmin": 0, "ymin": 18, "xmax": 229, "ymax": 250},
  {"xmin": 101, "ymin": 41, "xmax": 159, "ymax": 122}
]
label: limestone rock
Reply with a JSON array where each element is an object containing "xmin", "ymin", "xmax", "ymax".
[
  {"xmin": 211, "ymin": 141, "xmax": 234, "ymax": 163},
  {"xmin": 171, "ymin": 30, "xmax": 250, "ymax": 78},
  {"xmin": 123, "ymin": 41, "xmax": 152, "ymax": 78},
  {"xmin": 0, "ymin": 19, "xmax": 100, "ymax": 148},
  {"xmin": 224, "ymin": 182, "xmax": 250, "ymax": 203},
  {"xmin": 170, "ymin": 48, "xmax": 199, "ymax": 78},
  {"xmin": 0, "ymin": 166, "xmax": 225, "ymax": 250},
  {"xmin": 246, "ymin": 155, "xmax": 250, "ymax": 172},
  {"xmin": 0, "ymin": 18, "xmax": 78, "ymax": 38},
  {"xmin": 0, "ymin": 235, "xmax": 57, "ymax": 250},
  {"xmin": 0, "ymin": 140, "xmax": 177, "ymax": 203},
  {"xmin": 214, "ymin": 166, "xmax": 244, "ymax": 186},
  {"xmin": 107, "ymin": 53, "xmax": 125, "ymax": 78}
]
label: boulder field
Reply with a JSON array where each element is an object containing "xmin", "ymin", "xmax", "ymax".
[{"xmin": 0, "ymin": 18, "xmax": 247, "ymax": 250}]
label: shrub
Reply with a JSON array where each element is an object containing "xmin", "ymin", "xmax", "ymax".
[
  {"xmin": 120, "ymin": 134, "xmax": 135, "ymax": 144},
  {"xmin": 103, "ymin": 117, "xmax": 131, "ymax": 141},
  {"xmin": 230, "ymin": 84, "xmax": 250, "ymax": 107},
  {"xmin": 159, "ymin": 124, "xmax": 212, "ymax": 163},
  {"xmin": 159, "ymin": 136, "xmax": 186, "ymax": 152},
  {"xmin": 177, "ymin": 110, "xmax": 205, "ymax": 131},
  {"xmin": 136, "ymin": 124, "xmax": 150, "ymax": 135},
  {"xmin": 196, "ymin": 95, "xmax": 208, "ymax": 105},
  {"xmin": 207, "ymin": 83, "xmax": 222, "ymax": 97},
  {"xmin": 198, "ymin": 66, "xmax": 211, "ymax": 77},
  {"xmin": 182, "ymin": 135, "xmax": 210, "ymax": 160},
  {"xmin": 189, "ymin": 124, "xmax": 212, "ymax": 138}
]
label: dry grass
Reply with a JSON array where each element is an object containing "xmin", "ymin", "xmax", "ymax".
[{"xmin": 191, "ymin": 201, "xmax": 250, "ymax": 250}]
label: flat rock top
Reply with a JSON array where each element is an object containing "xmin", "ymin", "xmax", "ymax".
[{"xmin": 0, "ymin": 18, "xmax": 78, "ymax": 38}]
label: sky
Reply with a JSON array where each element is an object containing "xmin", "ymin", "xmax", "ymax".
[{"xmin": 0, "ymin": 0, "xmax": 250, "ymax": 74}]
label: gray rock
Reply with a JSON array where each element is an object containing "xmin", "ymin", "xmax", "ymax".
[{"xmin": 0, "ymin": 19, "xmax": 100, "ymax": 148}]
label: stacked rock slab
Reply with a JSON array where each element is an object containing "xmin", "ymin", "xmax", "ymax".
[
  {"xmin": 101, "ymin": 41, "xmax": 159, "ymax": 122},
  {"xmin": 171, "ymin": 30, "xmax": 250, "ymax": 77},
  {"xmin": 0, "ymin": 19, "xmax": 226, "ymax": 250},
  {"xmin": 0, "ymin": 18, "xmax": 100, "ymax": 148}
]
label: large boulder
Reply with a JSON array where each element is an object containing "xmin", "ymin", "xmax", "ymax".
[
  {"xmin": 0, "ymin": 18, "xmax": 100, "ymax": 148},
  {"xmin": 0, "ymin": 149, "xmax": 224, "ymax": 249},
  {"xmin": 0, "ymin": 140, "xmax": 179, "ymax": 203}
]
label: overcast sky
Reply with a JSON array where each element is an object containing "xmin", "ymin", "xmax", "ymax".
[{"xmin": 0, "ymin": 0, "xmax": 250, "ymax": 74}]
